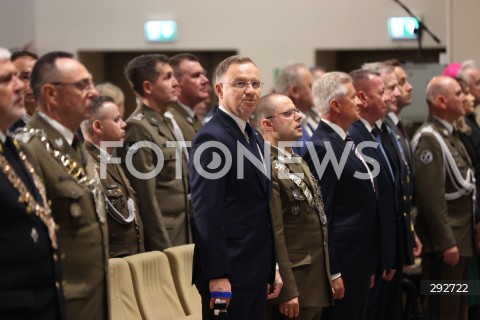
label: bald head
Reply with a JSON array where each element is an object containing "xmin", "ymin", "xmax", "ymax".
[{"xmin": 426, "ymin": 76, "xmax": 466, "ymax": 122}]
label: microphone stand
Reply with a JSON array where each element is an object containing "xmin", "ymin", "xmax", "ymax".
[{"xmin": 393, "ymin": 0, "xmax": 441, "ymax": 62}]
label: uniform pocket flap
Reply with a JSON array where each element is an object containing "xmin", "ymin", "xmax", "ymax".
[
  {"xmin": 64, "ymin": 280, "xmax": 88, "ymax": 300},
  {"xmin": 289, "ymin": 251, "xmax": 311, "ymax": 268},
  {"xmin": 54, "ymin": 180, "xmax": 86, "ymax": 200}
]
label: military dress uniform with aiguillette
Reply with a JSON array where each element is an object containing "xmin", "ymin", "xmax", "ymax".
[
  {"xmin": 268, "ymin": 145, "xmax": 333, "ymax": 320},
  {"xmin": 83, "ymin": 141, "xmax": 145, "ymax": 258},
  {"xmin": 0, "ymin": 134, "xmax": 66, "ymax": 320},
  {"xmin": 412, "ymin": 116, "xmax": 476, "ymax": 320},
  {"xmin": 120, "ymin": 104, "xmax": 190, "ymax": 251},
  {"xmin": 15, "ymin": 113, "xmax": 109, "ymax": 320}
]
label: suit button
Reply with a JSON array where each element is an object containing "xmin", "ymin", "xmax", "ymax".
[
  {"xmin": 53, "ymin": 253, "xmax": 58, "ymax": 261},
  {"xmin": 403, "ymin": 196, "xmax": 407, "ymax": 201},
  {"xmin": 323, "ymin": 241, "xmax": 327, "ymax": 247},
  {"xmin": 55, "ymin": 281, "xmax": 60, "ymax": 289},
  {"xmin": 403, "ymin": 212, "xmax": 407, "ymax": 217}
]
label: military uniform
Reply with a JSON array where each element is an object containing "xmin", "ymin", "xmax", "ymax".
[
  {"xmin": 268, "ymin": 145, "xmax": 333, "ymax": 319},
  {"xmin": 16, "ymin": 113, "xmax": 109, "ymax": 320},
  {"xmin": 167, "ymin": 101, "xmax": 203, "ymax": 143},
  {"xmin": 83, "ymin": 141, "xmax": 145, "ymax": 257},
  {"xmin": 0, "ymin": 135, "xmax": 66, "ymax": 320},
  {"xmin": 119, "ymin": 104, "xmax": 190, "ymax": 251},
  {"xmin": 412, "ymin": 116, "xmax": 476, "ymax": 320}
]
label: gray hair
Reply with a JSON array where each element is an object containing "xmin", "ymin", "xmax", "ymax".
[
  {"xmin": 274, "ymin": 63, "xmax": 306, "ymax": 95},
  {"xmin": 458, "ymin": 59, "xmax": 477, "ymax": 84},
  {"xmin": 215, "ymin": 55, "xmax": 255, "ymax": 83},
  {"xmin": 313, "ymin": 72, "xmax": 352, "ymax": 115},
  {"xmin": 0, "ymin": 48, "xmax": 11, "ymax": 62},
  {"xmin": 361, "ymin": 62, "xmax": 394, "ymax": 77}
]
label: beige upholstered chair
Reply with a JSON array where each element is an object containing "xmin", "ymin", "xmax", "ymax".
[
  {"xmin": 108, "ymin": 258, "xmax": 142, "ymax": 320},
  {"xmin": 124, "ymin": 251, "xmax": 201, "ymax": 320},
  {"xmin": 164, "ymin": 244, "xmax": 201, "ymax": 315}
]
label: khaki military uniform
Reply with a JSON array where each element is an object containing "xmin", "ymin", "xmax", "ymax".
[
  {"xmin": 268, "ymin": 145, "xmax": 333, "ymax": 319},
  {"xmin": 119, "ymin": 104, "xmax": 190, "ymax": 251},
  {"xmin": 167, "ymin": 102, "xmax": 203, "ymax": 143},
  {"xmin": 84, "ymin": 141, "xmax": 145, "ymax": 257},
  {"xmin": 16, "ymin": 113, "xmax": 109, "ymax": 320},
  {"xmin": 413, "ymin": 116, "xmax": 476, "ymax": 320}
]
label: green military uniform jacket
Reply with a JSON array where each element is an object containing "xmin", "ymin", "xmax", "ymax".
[
  {"xmin": 16, "ymin": 113, "xmax": 109, "ymax": 320},
  {"xmin": 413, "ymin": 116, "xmax": 476, "ymax": 257},
  {"xmin": 167, "ymin": 101, "xmax": 203, "ymax": 143},
  {"xmin": 83, "ymin": 141, "xmax": 145, "ymax": 258},
  {"xmin": 269, "ymin": 145, "xmax": 333, "ymax": 308},
  {"xmin": 119, "ymin": 104, "xmax": 190, "ymax": 251}
]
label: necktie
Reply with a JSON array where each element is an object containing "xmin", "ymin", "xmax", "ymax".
[
  {"xmin": 345, "ymin": 134, "xmax": 375, "ymax": 191},
  {"xmin": 245, "ymin": 123, "xmax": 262, "ymax": 162},
  {"xmin": 397, "ymin": 121, "xmax": 408, "ymax": 140},
  {"xmin": 372, "ymin": 126, "xmax": 395, "ymax": 180},
  {"xmin": 164, "ymin": 111, "xmax": 189, "ymax": 162}
]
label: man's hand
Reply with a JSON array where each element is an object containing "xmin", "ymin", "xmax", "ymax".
[
  {"xmin": 442, "ymin": 245, "xmax": 460, "ymax": 267},
  {"xmin": 413, "ymin": 232, "xmax": 423, "ymax": 257},
  {"xmin": 209, "ymin": 278, "xmax": 231, "ymax": 309},
  {"xmin": 279, "ymin": 297, "xmax": 299, "ymax": 318},
  {"xmin": 382, "ymin": 269, "xmax": 396, "ymax": 281},
  {"xmin": 332, "ymin": 277, "xmax": 345, "ymax": 299},
  {"xmin": 267, "ymin": 270, "xmax": 283, "ymax": 300}
]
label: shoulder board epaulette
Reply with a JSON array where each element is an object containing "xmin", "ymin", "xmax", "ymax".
[
  {"xmin": 131, "ymin": 113, "xmax": 145, "ymax": 121},
  {"xmin": 13, "ymin": 128, "xmax": 44, "ymax": 144}
]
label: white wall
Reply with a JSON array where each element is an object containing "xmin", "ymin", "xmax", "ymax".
[
  {"xmin": 2, "ymin": 0, "xmax": 446, "ymax": 90},
  {"xmin": 30, "ymin": 0, "xmax": 446, "ymax": 90},
  {"xmin": 0, "ymin": 0, "xmax": 35, "ymax": 50}
]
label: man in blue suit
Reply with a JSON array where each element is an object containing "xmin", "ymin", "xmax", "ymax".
[
  {"xmin": 190, "ymin": 55, "xmax": 282, "ymax": 320},
  {"xmin": 302, "ymin": 72, "xmax": 380, "ymax": 320}
]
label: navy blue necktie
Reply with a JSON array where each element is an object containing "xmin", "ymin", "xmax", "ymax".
[{"xmin": 245, "ymin": 123, "xmax": 262, "ymax": 162}]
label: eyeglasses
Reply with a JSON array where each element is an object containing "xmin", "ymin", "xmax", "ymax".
[
  {"xmin": 265, "ymin": 108, "xmax": 301, "ymax": 119},
  {"xmin": 220, "ymin": 80, "xmax": 263, "ymax": 90},
  {"xmin": 50, "ymin": 79, "xmax": 95, "ymax": 92}
]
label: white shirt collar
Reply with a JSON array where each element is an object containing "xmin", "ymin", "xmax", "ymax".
[
  {"xmin": 178, "ymin": 101, "xmax": 196, "ymax": 119},
  {"xmin": 321, "ymin": 118, "xmax": 347, "ymax": 140},
  {"xmin": 0, "ymin": 130, "xmax": 6, "ymax": 143},
  {"xmin": 433, "ymin": 116, "xmax": 453, "ymax": 134},
  {"xmin": 38, "ymin": 112, "xmax": 75, "ymax": 145},
  {"xmin": 387, "ymin": 112, "xmax": 400, "ymax": 125},
  {"xmin": 21, "ymin": 112, "xmax": 32, "ymax": 124},
  {"xmin": 359, "ymin": 117, "xmax": 375, "ymax": 134},
  {"xmin": 375, "ymin": 119, "xmax": 383, "ymax": 129},
  {"xmin": 219, "ymin": 105, "xmax": 247, "ymax": 133}
]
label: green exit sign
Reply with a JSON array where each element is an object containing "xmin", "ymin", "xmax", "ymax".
[{"xmin": 144, "ymin": 20, "xmax": 177, "ymax": 42}]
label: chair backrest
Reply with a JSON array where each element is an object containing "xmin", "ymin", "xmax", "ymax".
[
  {"xmin": 108, "ymin": 258, "xmax": 142, "ymax": 320},
  {"xmin": 124, "ymin": 251, "xmax": 187, "ymax": 320},
  {"xmin": 164, "ymin": 244, "xmax": 201, "ymax": 315}
]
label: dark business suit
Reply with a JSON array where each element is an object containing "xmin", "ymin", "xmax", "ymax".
[
  {"xmin": 0, "ymin": 136, "xmax": 66, "ymax": 320},
  {"xmin": 190, "ymin": 108, "xmax": 276, "ymax": 320},
  {"xmin": 84, "ymin": 141, "xmax": 145, "ymax": 258},
  {"xmin": 302, "ymin": 121, "xmax": 380, "ymax": 320}
]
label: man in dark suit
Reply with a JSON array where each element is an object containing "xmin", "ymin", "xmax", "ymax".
[
  {"xmin": 9, "ymin": 50, "xmax": 38, "ymax": 132},
  {"xmin": 302, "ymin": 72, "xmax": 380, "ymax": 320},
  {"xmin": 81, "ymin": 96, "xmax": 145, "ymax": 258},
  {"xmin": 0, "ymin": 47, "xmax": 66, "ymax": 320},
  {"xmin": 120, "ymin": 54, "xmax": 191, "ymax": 250},
  {"xmin": 15, "ymin": 51, "xmax": 108, "ymax": 320},
  {"xmin": 190, "ymin": 55, "xmax": 282, "ymax": 320},
  {"xmin": 412, "ymin": 76, "xmax": 475, "ymax": 320},
  {"xmin": 256, "ymin": 93, "xmax": 333, "ymax": 319}
]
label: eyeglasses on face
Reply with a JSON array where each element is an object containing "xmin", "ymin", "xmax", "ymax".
[
  {"xmin": 265, "ymin": 108, "xmax": 301, "ymax": 119},
  {"xmin": 50, "ymin": 79, "xmax": 95, "ymax": 92},
  {"xmin": 220, "ymin": 80, "xmax": 263, "ymax": 90}
]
